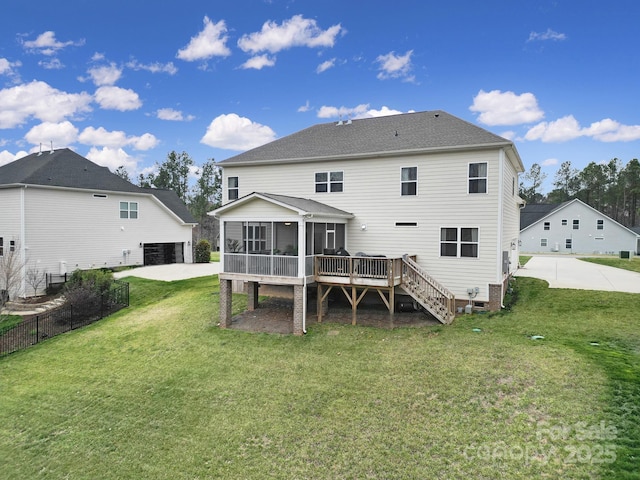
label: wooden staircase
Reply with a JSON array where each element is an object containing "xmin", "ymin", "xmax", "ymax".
[{"xmin": 400, "ymin": 255, "xmax": 456, "ymax": 324}]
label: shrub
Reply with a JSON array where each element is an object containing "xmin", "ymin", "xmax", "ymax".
[
  {"xmin": 195, "ymin": 239, "xmax": 211, "ymax": 263},
  {"xmin": 63, "ymin": 269, "xmax": 114, "ymax": 321}
]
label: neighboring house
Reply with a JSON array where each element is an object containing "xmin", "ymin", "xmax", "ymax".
[
  {"xmin": 520, "ymin": 198, "xmax": 640, "ymax": 255},
  {"xmin": 211, "ymin": 110, "xmax": 525, "ymax": 334},
  {"xmin": 0, "ymin": 148, "xmax": 197, "ymax": 298}
]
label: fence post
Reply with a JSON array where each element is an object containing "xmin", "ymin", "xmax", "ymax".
[
  {"xmin": 36, "ymin": 315, "xmax": 39, "ymax": 344},
  {"xmin": 70, "ymin": 305, "xmax": 73, "ymax": 330}
]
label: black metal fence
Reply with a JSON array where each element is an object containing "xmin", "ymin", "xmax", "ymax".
[{"xmin": 0, "ymin": 280, "xmax": 129, "ymax": 357}]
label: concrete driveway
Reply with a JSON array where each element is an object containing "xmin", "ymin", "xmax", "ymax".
[
  {"xmin": 113, "ymin": 262, "xmax": 220, "ymax": 281},
  {"xmin": 514, "ymin": 255, "xmax": 640, "ymax": 293}
]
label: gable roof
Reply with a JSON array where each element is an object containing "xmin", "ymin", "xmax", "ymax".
[
  {"xmin": 211, "ymin": 192, "xmax": 353, "ymax": 219},
  {"xmin": 520, "ymin": 198, "xmax": 640, "ymax": 237},
  {"xmin": 520, "ymin": 203, "xmax": 565, "ymax": 230},
  {"xmin": 0, "ymin": 148, "xmax": 196, "ymax": 224},
  {"xmin": 218, "ymin": 110, "xmax": 523, "ymax": 170}
]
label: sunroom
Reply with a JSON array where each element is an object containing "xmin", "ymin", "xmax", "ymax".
[{"xmin": 211, "ymin": 192, "xmax": 354, "ymax": 335}]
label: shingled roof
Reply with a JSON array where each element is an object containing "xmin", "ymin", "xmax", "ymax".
[
  {"xmin": 519, "ymin": 203, "xmax": 563, "ymax": 230},
  {"xmin": 219, "ymin": 110, "xmax": 518, "ymax": 166},
  {"xmin": 0, "ymin": 148, "xmax": 196, "ymax": 224}
]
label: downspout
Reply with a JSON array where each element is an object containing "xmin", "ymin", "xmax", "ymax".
[
  {"xmin": 20, "ymin": 186, "xmax": 27, "ymax": 297},
  {"xmin": 498, "ymin": 150, "xmax": 505, "ymax": 308},
  {"xmin": 299, "ymin": 217, "xmax": 307, "ymax": 334}
]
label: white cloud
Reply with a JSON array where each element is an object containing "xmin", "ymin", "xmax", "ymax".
[
  {"xmin": 24, "ymin": 121, "xmax": 79, "ymax": 147},
  {"xmin": 88, "ymin": 63, "xmax": 122, "ymax": 86},
  {"xmin": 176, "ymin": 17, "xmax": 231, "ymax": 61},
  {"xmin": 200, "ymin": 113, "xmax": 276, "ymax": 150},
  {"xmin": 317, "ymin": 104, "xmax": 370, "ymax": 119},
  {"xmin": 22, "ymin": 31, "xmax": 85, "ymax": 55},
  {"xmin": 39, "ymin": 58, "xmax": 64, "ymax": 70},
  {"xmin": 0, "ymin": 80, "xmax": 92, "ymax": 128},
  {"xmin": 470, "ymin": 90, "xmax": 545, "ymax": 126},
  {"xmin": 499, "ymin": 130, "xmax": 517, "ymax": 140},
  {"xmin": 298, "ymin": 100, "xmax": 311, "ymax": 113},
  {"xmin": 528, "ymin": 28, "xmax": 567, "ymax": 42},
  {"xmin": 376, "ymin": 50, "xmax": 414, "ymax": 82},
  {"xmin": 0, "ymin": 149, "xmax": 29, "ymax": 166},
  {"xmin": 525, "ymin": 115, "xmax": 640, "ymax": 143},
  {"xmin": 361, "ymin": 106, "xmax": 405, "ymax": 118},
  {"xmin": 126, "ymin": 59, "xmax": 178, "ymax": 75},
  {"xmin": 94, "ymin": 86, "xmax": 142, "ymax": 111},
  {"xmin": 541, "ymin": 158, "xmax": 558, "ymax": 167},
  {"xmin": 316, "ymin": 58, "xmax": 335, "ymax": 73},
  {"xmin": 0, "ymin": 57, "xmax": 22, "ymax": 80},
  {"xmin": 78, "ymin": 126, "xmax": 158, "ymax": 150},
  {"xmin": 238, "ymin": 15, "xmax": 343, "ymax": 55},
  {"xmin": 240, "ymin": 54, "xmax": 276, "ymax": 70},
  {"xmin": 156, "ymin": 108, "xmax": 195, "ymax": 121},
  {"xmin": 86, "ymin": 146, "xmax": 139, "ymax": 173}
]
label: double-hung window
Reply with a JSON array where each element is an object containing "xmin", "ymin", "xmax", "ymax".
[
  {"xmin": 468, "ymin": 162, "xmax": 487, "ymax": 193},
  {"xmin": 440, "ymin": 227, "xmax": 479, "ymax": 258},
  {"xmin": 0, "ymin": 237, "xmax": 3, "ymax": 256},
  {"xmin": 573, "ymin": 219, "xmax": 580, "ymax": 230},
  {"xmin": 315, "ymin": 171, "xmax": 343, "ymax": 193},
  {"xmin": 120, "ymin": 201, "xmax": 138, "ymax": 219},
  {"xmin": 401, "ymin": 167, "xmax": 417, "ymax": 196},
  {"xmin": 228, "ymin": 177, "xmax": 239, "ymax": 200},
  {"xmin": 246, "ymin": 225, "xmax": 267, "ymax": 253},
  {"xmin": 597, "ymin": 219, "xmax": 604, "ymax": 230}
]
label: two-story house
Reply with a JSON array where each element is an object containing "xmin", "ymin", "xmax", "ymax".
[
  {"xmin": 0, "ymin": 148, "xmax": 196, "ymax": 298},
  {"xmin": 212, "ymin": 110, "xmax": 525, "ymax": 334}
]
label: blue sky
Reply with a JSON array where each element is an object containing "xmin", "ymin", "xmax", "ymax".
[{"xmin": 1, "ymin": 0, "xmax": 638, "ymax": 192}]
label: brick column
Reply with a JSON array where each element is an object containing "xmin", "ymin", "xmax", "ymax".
[
  {"xmin": 293, "ymin": 284, "xmax": 304, "ymax": 336},
  {"xmin": 488, "ymin": 283, "xmax": 503, "ymax": 311},
  {"xmin": 247, "ymin": 281, "xmax": 259, "ymax": 311},
  {"xmin": 219, "ymin": 279, "xmax": 233, "ymax": 328}
]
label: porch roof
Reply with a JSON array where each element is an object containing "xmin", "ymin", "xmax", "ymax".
[{"xmin": 210, "ymin": 192, "xmax": 354, "ymax": 219}]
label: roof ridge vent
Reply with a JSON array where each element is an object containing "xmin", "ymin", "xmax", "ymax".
[
  {"xmin": 37, "ymin": 143, "xmax": 42, "ymax": 156},
  {"xmin": 49, "ymin": 141, "xmax": 54, "ymax": 154}
]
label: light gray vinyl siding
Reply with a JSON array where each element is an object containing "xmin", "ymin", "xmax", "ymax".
[
  {"xmin": 21, "ymin": 187, "xmax": 193, "ymax": 284},
  {"xmin": 0, "ymin": 189, "xmax": 22, "ymax": 241},
  {"xmin": 520, "ymin": 200, "xmax": 638, "ymax": 254},
  {"xmin": 221, "ymin": 148, "xmax": 508, "ymax": 301}
]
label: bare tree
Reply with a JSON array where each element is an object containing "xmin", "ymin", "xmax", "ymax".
[
  {"xmin": 0, "ymin": 240, "xmax": 26, "ymax": 315},
  {"xmin": 25, "ymin": 264, "xmax": 46, "ymax": 297}
]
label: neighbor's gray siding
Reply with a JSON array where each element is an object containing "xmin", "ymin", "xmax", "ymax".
[
  {"xmin": 520, "ymin": 200, "xmax": 638, "ymax": 254},
  {"xmin": 21, "ymin": 187, "xmax": 193, "ymax": 286}
]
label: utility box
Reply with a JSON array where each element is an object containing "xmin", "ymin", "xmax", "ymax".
[{"xmin": 620, "ymin": 251, "xmax": 631, "ymax": 259}]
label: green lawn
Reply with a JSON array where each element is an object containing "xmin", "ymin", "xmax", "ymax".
[
  {"xmin": 210, "ymin": 250, "xmax": 220, "ymax": 262},
  {"xmin": 0, "ymin": 275, "xmax": 638, "ymax": 479},
  {"xmin": 580, "ymin": 255, "xmax": 640, "ymax": 274}
]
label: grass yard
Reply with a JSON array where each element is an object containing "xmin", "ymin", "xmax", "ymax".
[
  {"xmin": 580, "ymin": 255, "xmax": 640, "ymax": 274},
  {"xmin": 1, "ymin": 274, "xmax": 639, "ymax": 479}
]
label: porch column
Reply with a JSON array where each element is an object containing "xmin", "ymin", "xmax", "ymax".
[
  {"xmin": 247, "ymin": 281, "xmax": 259, "ymax": 311},
  {"xmin": 219, "ymin": 279, "xmax": 233, "ymax": 328},
  {"xmin": 293, "ymin": 284, "xmax": 304, "ymax": 336}
]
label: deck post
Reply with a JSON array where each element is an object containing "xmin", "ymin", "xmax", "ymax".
[
  {"xmin": 351, "ymin": 286, "xmax": 357, "ymax": 325},
  {"xmin": 247, "ymin": 281, "xmax": 259, "ymax": 311},
  {"xmin": 219, "ymin": 279, "xmax": 233, "ymax": 328},
  {"xmin": 293, "ymin": 284, "xmax": 304, "ymax": 336}
]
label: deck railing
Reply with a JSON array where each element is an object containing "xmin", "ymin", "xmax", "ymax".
[
  {"xmin": 224, "ymin": 253, "xmax": 299, "ymax": 277},
  {"xmin": 315, "ymin": 255, "xmax": 404, "ymax": 286},
  {"xmin": 400, "ymin": 255, "xmax": 456, "ymax": 324}
]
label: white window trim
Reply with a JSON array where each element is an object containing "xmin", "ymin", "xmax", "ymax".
[
  {"xmin": 440, "ymin": 227, "xmax": 480, "ymax": 258},
  {"xmin": 119, "ymin": 201, "xmax": 138, "ymax": 219},
  {"xmin": 468, "ymin": 162, "xmax": 488, "ymax": 194},
  {"xmin": 400, "ymin": 166, "xmax": 418, "ymax": 196},
  {"xmin": 315, "ymin": 171, "xmax": 344, "ymax": 193},
  {"xmin": 228, "ymin": 176, "xmax": 239, "ymax": 201}
]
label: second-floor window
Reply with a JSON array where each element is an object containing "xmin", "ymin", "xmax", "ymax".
[
  {"xmin": 573, "ymin": 219, "xmax": 580, "ymax": 230},
  {"xmin": 228, "ymin": 177, "xmax": 239, "ymax": 200},
  {"xmin": 597, "ymin": 219, "xmax": 604, "ymax": 230},
  {"xmin": 544, "ymin": 222, "xmax": 550, "ymax": 231},
  {"xmin": 315, "ymin": 171, "xmax": 343, "ymax": 193},
  {"xmin": 0, "ymin": 237, "xmax": 3, "ymax": 256},
  {"xmin": 401, "ymin": 167, "xmax": 417, "ymax": 196},
  {"xmin": 469, "ymin": 162, "xmax": 487, "ymax": 194},
  {"xmin": 120, "ymin": 201, "xmax": 138, "ymax": 219}
]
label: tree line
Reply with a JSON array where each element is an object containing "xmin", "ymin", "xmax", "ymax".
[
  {"xmin": 520, "ymin": 158, "xmax": 640, "ymax": 228},
  {"xmin": 115, "ymin": 151, "xmax": 222, "ymax": 247}
]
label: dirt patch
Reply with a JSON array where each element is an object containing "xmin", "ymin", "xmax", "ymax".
[{"xmin": 229, "ymin": 293, "xmax": 441, "ymax": 335}]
